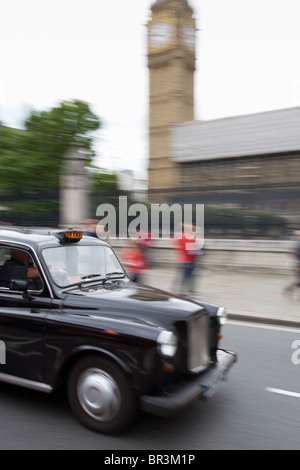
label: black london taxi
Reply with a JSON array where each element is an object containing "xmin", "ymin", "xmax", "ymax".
[{"xmin": 0, "ymin": 227, "xmax": 236, "ymax": 434}]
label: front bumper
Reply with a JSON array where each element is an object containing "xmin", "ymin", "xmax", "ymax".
[{"xmin": 139, "ymin": 348, "xmax": 237, "ymax": 417}]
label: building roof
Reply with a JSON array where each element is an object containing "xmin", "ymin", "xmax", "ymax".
[{"xmin": 171, "ymin": 106, "xmax": 300, "ymax": 162}]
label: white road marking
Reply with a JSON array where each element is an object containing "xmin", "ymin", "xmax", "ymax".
[
  {"xmin": 227, "ymin": 322, "xmax": 300, "ymax": 400},
  {"xmin": 265, "ymin": 387, "xmax": 300, "ymax": 399},
  {"xmin": 228, "ymin": 320, "xmax": 300, "ymax": 334}
]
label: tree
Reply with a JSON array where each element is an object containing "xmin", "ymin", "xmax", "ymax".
[
  {"xmin": 0, "ymin": 99, "xmax": 102, "ymax": 225},
  {"xmin": 0, "ymin": 99, "xmax": 101, "ymax": 191},
  {"xmin": 24, "ymin": 99, "xmax": 101, "ymax": 189},
  {"xmin": 0, "ymin": 125, "xmax": 28, "ymax": 191},
  {"xmin": 88, "ymin": 166, "xmax": 120, "ymax": 216}
]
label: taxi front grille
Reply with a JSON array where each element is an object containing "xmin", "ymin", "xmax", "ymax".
[{"xmin": 187, "ymin": 314, "xmax": 210, "ymax": 373}]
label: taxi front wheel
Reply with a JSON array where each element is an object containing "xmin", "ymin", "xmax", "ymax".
[{"xmin": 67, "ymin": 355, "xmax": 137, "ymax": 434}]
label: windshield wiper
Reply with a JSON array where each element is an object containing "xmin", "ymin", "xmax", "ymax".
[
  {"xmin": 81, "ymin": 273, "xmax": 103, "ymax": 282},
  {"xmin": 103, "ymin": 271, "xmax": 125, "ymax": 282},
  {"xmin": 79, "ymin": 272, "xmax": 125, "ymax": 285}
]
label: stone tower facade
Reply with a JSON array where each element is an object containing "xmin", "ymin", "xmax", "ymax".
[{"xmin": 147, "ymin": 0, "xmax": 196, "ymax": 202}]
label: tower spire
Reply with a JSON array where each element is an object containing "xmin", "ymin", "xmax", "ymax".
[{"xmin": 147, "ymin": 0, "xmax": 196, "ymax": 202}]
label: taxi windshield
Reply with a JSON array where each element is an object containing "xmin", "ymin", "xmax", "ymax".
[{"xmin": 42, "ymin": 244, "xmax": 125, "ymax": 288}]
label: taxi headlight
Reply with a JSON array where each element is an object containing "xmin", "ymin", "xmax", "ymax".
[
  {"xmin": 217, "ymin": 306, "xmax": 227, "ymax": 326},
  {"xmin": 157, "ymin": 330, "xmax": 178, "ymax": 357}
]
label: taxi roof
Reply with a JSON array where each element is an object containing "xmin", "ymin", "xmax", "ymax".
[{"xmin": 0, "ymin": 227, "xmax": 106, "ymax": 251}]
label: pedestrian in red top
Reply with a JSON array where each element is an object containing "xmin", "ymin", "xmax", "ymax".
[
  {"xmin": 174, "ymin": 223, "xmax": 202, "ymax": 296},
  {"xmin": 122, "ymin": 239, "xmax": 147, "ymax": 283},
  {"xmin": 138, "ymin": 231, "xmax": 155, "ymax": 269}
]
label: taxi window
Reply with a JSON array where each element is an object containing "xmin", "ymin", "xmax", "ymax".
[
  {"xmin": 0, "ymin": 248, "xmax": 10, "ymax": 267},
  {"xmin": 0, "ymin": 247, "xmax": 43, "ymax": 291},
  {"xmin": 42, "ymin": 244, "xmax": 124, "ymax": 287}
]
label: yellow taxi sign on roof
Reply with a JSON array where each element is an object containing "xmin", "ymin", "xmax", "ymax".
[
  {"xmin": 55, "ymin": 229, "xmax": 83, "ymax": 243},
  {"xmin": 65, "ymin": 230, "xmax": 83, "ymax": 240}
]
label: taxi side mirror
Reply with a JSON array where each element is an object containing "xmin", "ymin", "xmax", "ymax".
[{"xmin": 10, "ymin": 279, "xmax": 32, "ymax": 300}]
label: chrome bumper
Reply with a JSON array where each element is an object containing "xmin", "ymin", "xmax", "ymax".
[{"xmin": 139, "ymin": 349, "xmax": 237, "ymax": 417}]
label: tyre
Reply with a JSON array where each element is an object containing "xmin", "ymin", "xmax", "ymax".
[{"xmin": 67, "ymin": 355, "xmax": 137, "ymax": 434}]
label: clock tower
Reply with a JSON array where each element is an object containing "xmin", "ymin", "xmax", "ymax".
[{"xmin": 147, "ymin": 0, "xmax": 196, "ymax": 202}]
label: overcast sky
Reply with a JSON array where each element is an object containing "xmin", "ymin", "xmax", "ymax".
[{"xmin": 1, "ymin": 0, "xmax": 300, "ymax": 176}]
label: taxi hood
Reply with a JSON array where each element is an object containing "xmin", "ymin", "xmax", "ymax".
[{"xmin": 62, "ymin": 279, "xmax": 205, "ymax": 327}]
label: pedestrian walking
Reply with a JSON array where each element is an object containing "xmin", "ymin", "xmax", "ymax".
[
  {"xmin": 138, "ymin": 231, "xmax": 155, "ymax": 270},
  {"xmin": 122, "ymin": 239, "xmax": 148, "ymax": 283},
  {"xmin": 174, "ymin": 223, "xmax": 203, "ymax": 296}
]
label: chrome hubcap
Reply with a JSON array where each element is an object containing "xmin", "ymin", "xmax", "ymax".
[{"xmin": 77, "ymin": 368, "xmax": 121, "ymax": 421}]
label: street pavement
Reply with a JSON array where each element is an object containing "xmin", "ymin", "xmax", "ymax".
[{"xmin": 142, "ymin": 265, "xmax": 300, "ymax": 327}]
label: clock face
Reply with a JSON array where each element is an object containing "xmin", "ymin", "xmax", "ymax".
[
  {"xmin": 182, "ymin": 24, "xmax": 195, "ymax": 50},
  {"xmin": 149, "ymin": 21, "xmax": 174, "ymax": 48}
]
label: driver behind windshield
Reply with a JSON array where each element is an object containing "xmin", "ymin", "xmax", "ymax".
[{"xmin": 42, "ymin": 244, "xmax": 124, "ymax": 288}]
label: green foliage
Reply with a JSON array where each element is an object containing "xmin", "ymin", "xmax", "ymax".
[
  {"xmin": 6, "ymin": 199, "xmax": 59, "ymax": 215},
  {"xmin": 0, "ymin": 126, "xmax": 29, "ymax": 191},
  {"xmin": 24, "ymin": 99, "xmax": 101, "ymax": 189},
  {"xmin": 88, "ymin": 167, "xmax": 128, "ymax": 218},
  {"xmin": 0, "ymin": 100, "xmax": 101, "ymax": 221},
  {"xmin": 90, "ymin": 167, "xmax": 118, "ymax": 193},
  {"xmin": 0, "ymin": 99, "xmax": 101, "ymax": 192}
]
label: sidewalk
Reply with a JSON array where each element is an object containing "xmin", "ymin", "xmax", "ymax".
[{"xmin": 142, "ymin": 266, "xmax": 300, "ymax": 327}]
